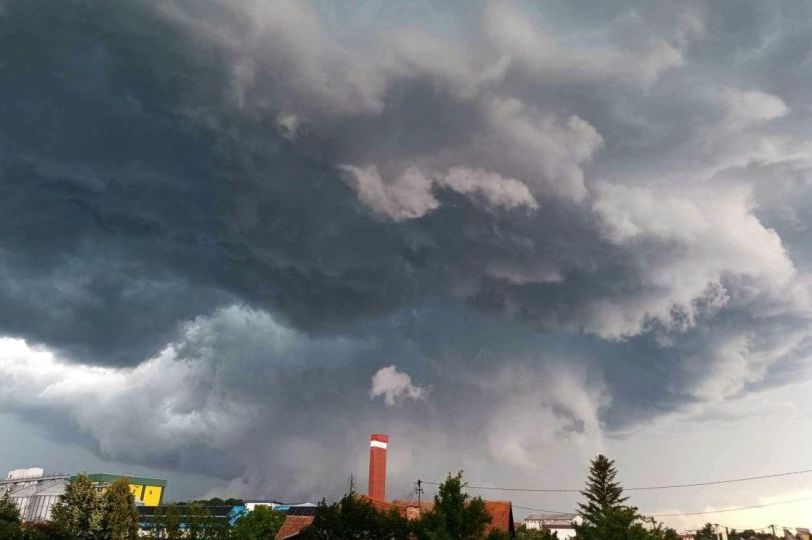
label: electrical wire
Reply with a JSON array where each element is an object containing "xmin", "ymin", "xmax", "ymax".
[
  {"xmin": 650, "ymin": 496, "xmax": 812, "ymax": 517},
  {"xmin": 419, "ymin": 466, "xmax": 812, "ymax": 493},
  {"xmin": 511, "ymin": 496, "xmax": 812, "ymax": 519}
]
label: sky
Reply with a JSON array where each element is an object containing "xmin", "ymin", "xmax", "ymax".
[{"xmin": 2, "ymin": 0, "xmax": 812, "ymax": 533}]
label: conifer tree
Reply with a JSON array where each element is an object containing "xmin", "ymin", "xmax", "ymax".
[{"xmin": 575, "ymin": 455, "xmax": 645, "ymax": 540}]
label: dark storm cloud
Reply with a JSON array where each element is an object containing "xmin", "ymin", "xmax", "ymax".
[{"xmin": 2, "ymin": 0, "xmax": 812, "ymax": 511}]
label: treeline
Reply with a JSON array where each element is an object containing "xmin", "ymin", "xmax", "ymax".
[
  {"xmin": 298, "ymin": 473, "xmax": 500, "ymax": 539},
  {"xmin": 297, "ymin": 458, "xmax": 681, "ymax": 540},
  {"xmin": 0, "ymin": 455, "xmax": 725, "ymax": 539},
  {"xmin": 0, "ymin": 474, "xmax": 284, "ymax": 540}
]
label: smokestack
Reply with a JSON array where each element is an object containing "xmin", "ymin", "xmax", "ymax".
[{"xmin": 368, "ymin": 433, "xmax": 389, "ymax": 501}]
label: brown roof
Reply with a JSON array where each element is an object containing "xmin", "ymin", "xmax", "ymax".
[
  {"xmin": 275, "ymin": 515, "xmax": 315, "ymax": 539},
  {"xmin": 483, "ymin": 501, "xmax": 514, "ymax": 534},
  {"xmin": 358, "ymin": 494, "xmax": 395, "ymax": 512},
  {"xmin": 390, "ymin": 499, "xmax": 514, "ymax": 534}
]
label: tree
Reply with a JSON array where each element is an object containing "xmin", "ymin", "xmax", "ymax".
[
  {"xmin": 51, "ymin": 473, "xmax": 106, "ymax": 540},
  {"xmin": 0, "ymin": 492, "xmax": 24, "ymax": 539},
  {"xmin": 162, "ymin": 504, "xmax": 183, "ymax": 540},
  {"xmin": 20, "ymin": 521, "xmax": 72, "ymax": 540},
  {"xmin": 647, "ymin": 521, "xmax": 680, "ymax": 540},
  {"xmin": 694, "ymin": 523, "xmax": 716, "ymax": 540},
  {"xmin": 231, "ymin": 505, "xmax": 286, "ymax": 540},
  {"xmin": 183, "ymin": 502, "xmax": 206, "ymax": 540},
  {"xmin": 575, "ymin": 455, "xmax": 648, "ymax": 540},
  {"xmin": 516, "ymin": 524, "xmax": 559, "ymax": 539},
  {"xmin": 414, "ymin": 472, "xmax": 492, "ymax": 540},
  {"xmin": 299, "ymin": 491, "xmax": 410, "ymax": 539},
  {"xmin": 103, "ymin": 477, "xmax": 139, "ymax": 540}
]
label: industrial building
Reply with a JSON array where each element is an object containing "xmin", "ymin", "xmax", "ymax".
[{"xmin": 0, "ymin": 467, "xmax": 167, "ymax": 522}]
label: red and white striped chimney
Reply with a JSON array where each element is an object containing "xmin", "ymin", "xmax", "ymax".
[{"xmin": 368, "ymin": 434, "xmax": 389, "ymax": 501}]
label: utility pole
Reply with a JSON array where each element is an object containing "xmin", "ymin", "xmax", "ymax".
[
  {"xmin": 770, "ymin": 524, "xmax": 776, "ymax": 539},
  {"xmin": 416, "ymin": 479, "xmax": 424, "ymax": 505}
]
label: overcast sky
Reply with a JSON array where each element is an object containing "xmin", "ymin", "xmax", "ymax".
[{"xmin": 2, "ymin": 0, "xmax": 812, "ymax": 533}]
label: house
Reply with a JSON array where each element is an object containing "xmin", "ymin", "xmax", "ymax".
[
  {"xmin": 523, "ymin": 512, "xmax": 579, "ymax": 539},
  {"xmin": 274, "ymin": 506, "xmax": 318, "ymax": 539},
  {"xmin": 367, "ymin": 434, "xmax": 516, "ymax": 536},
  {"xmin": 389, "ymin": 499, "xmax": 515, "ymax": 536}
]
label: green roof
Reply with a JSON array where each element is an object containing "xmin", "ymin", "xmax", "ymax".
[{"xmin": 73, "ymin": 473, "xmax": 167, "ymax": 487}]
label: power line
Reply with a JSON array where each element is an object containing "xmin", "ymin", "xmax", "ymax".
[
  {"xmin": 420, "ymin": 466, "xmax": 812, "ymax": 493},
  {"xmin": 512, "ymin": 504, "xmax": 572, "ymax": 514},
  {"xmin": 514, "ymin": 496, "xmax": 812, "ymax": 519},
  {"xmin": 650, "ymin": 496, "xmax": 812, "ymax": 518}
]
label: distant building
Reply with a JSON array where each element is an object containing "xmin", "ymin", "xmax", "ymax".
[
  {"xmin": 391, "ymin": 499, "xmax": 516, "ymax": 537},
  {"xmin": 364, "ymin": 433, "xmax": 515, "ymax": 536},
  {"xmin": 0, "ymin": 467, "xmax": 166, "ymax": 522},
  {"xmin": 274, "ymin": 506, "xmax": 318, "ymax": 539},
  {"xmin": 523, "ymin": 512, "xmax": 579, "ymax": 539},
  {"xmin": 244, "ymin": 500, "xmax": 316, "ymax": 512},
  {"xmin": 137, "ymin": 504, "xmax": 248, "ymax": 534}
]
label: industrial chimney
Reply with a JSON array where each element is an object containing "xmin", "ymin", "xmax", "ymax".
[{"xmin": 368, "ymin": 434, "xmax": 389, "ymax": 501}]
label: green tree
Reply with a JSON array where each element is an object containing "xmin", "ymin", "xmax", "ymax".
[
  {"xmin": 516, "ymin": 524, "xmax": 559, "ymax": 539},
  {"xmin": 146, "ymin": 504, "xmax": 183, "ymax": 540},
  {"xmin": 646, "ymin": 521, "xmax": 680, "ymax": 540},
  {"xmin": 163, "ymin": 504, "xmax": 183, "ymax": 540},
  {"xmin": 414, "ymin": 472, "xmax": 492, "ymax": 540},
  {"xmin": 575, "ymin": 455, "xmax": 649, "ymax": 540},
  {"xmin": 231, "ymin": 505, "xmax": 286, "ymax": 540},
  {"xmin": 183, "ymin": 502, "xmax": 206, "ymax": 540},
  {"xmin": 51, "ymin": 473, "xmax": 106, "ymax": 540},
  {"xmin": 20, "ymin": 521, "xmax": 72, "ymax": 540},
  {"xmin": 300, "ymin": 491, "xmax": 410, "ymax": 539},
  {"xmin": 0, "ymin": 492, "xmax": 21, "ymax": 524},
  {"xmin": 102, "ymin": 477, "xmax": 139, "ymax": 540},
  {"xmin": 0, "ymin": 492, "xmax": 24, "ymax": 539},
  {"xmin": 694, "ymin": 524, "xmax": 716, "ymax": 540}
]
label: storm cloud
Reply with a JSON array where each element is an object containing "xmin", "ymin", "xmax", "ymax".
[{"xmin": 2, "ymin": 0, "xmax": 812, "ymax": 528}]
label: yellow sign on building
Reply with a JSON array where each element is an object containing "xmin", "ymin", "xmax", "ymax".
[{"xmin": 84, "ymin": 474, "xmax": 167, "ymax": 506}]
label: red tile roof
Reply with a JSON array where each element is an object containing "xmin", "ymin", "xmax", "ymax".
[
  {"xmin": 358, "ymin": 494, "xmax": 395, "ymax": 512},
  {"xmin": 275, "ymin": 515, "xmax": 315, "ymax": 539},
  {"xmin": 483, "ymin": 501, "xmax": 514, "ymax": 535},
  {"xmin": 390, "ymin": 499, "xmax": 514, "ymax": 534}
]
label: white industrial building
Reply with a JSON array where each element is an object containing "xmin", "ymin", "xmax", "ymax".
[{"xmin": 0, "ymin": 468, "xmax": 71, "ymax": 522}]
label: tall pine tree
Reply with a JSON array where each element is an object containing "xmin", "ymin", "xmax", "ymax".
[{"xmin": 575, "ymin": 455, "xmax": 645, "ymax": 540}]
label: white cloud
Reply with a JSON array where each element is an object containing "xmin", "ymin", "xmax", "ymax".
[
  {"xmin": 482, "ymin": 0, "xmax": 685, "ymax": 86},
  {"xmin": 276, "ymin": 113, "xmax": 299, "ymax": 140},
  {"xmin": 483, "ymin": 97, "xmax": 603, "ymax": 201},
  {"xmin": 339, "ymin": 165, "xmax": 439, "ymax": 220},
  {"xmin": 341, "ymin": 164, "xmax": 539, "ymax": 220},
  {"xmin": 590, "ymin": 180, "xmax": 796, "ymax": 338},
  {"xmin": 724, "ymin": 88, "xmax": 789, "ymax": 125},
  {"xmin": 369, "ymin": 365, "xmax": 426, "ymax": 407},
  {"xmin": 438, "ymin": 167, "xmax": 537, "ymax": 210}
]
